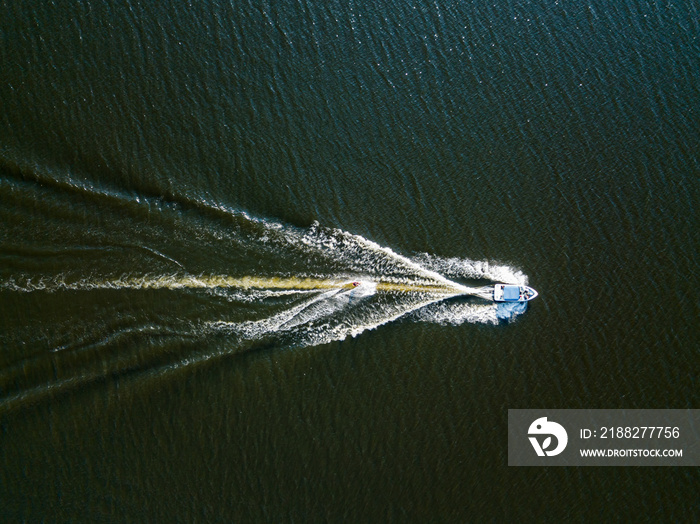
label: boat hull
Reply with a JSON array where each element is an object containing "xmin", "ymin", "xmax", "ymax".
[{"xmin": 493, "ymin": 284, "xmax": 538, "ymax": 302}]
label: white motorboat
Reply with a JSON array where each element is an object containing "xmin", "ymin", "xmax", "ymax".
[{"xmin": 493, "ymin": 284, "xmax": 538, "ymax": 302}]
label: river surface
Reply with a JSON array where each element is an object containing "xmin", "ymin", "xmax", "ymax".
[{"xmin": 1, "ymin": 0, "xmax": 698, "ymax": 521}]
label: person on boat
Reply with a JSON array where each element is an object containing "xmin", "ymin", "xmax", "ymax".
[{"xmin": 352, "ymin": 281, "xmax": 361, "ymax": 287}]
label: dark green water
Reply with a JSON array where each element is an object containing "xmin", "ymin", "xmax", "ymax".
[{"xmin": 1, "ymin": 0, "xmax": 698, "ymax": 521}]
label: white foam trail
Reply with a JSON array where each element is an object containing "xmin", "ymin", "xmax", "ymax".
[
  {"xmin": 303, "ymin": 224, "xmax": 470, "ymax": 292},
  {"xmin": 0, "ymin": 173, "xmax": 542, "ymax": 413},
  {"xmin": 206, "ymin": 284, "xmax": 440, "ymax": 348},
  {"xmin": 412, "ymin": 254, "xmax": 528, "ymax": 285},
  {"xmin": 205, "ymin": 287, "xmax": 319, "ymax": 303},
  {"xmin": 207, "ymin": 281, "xmax": 378, "ymax": 335},
  {"xmin": 1, "ymin": 180, "xmax": 533, "ymax": 342},
  {"xmin": 412, "ymin": 301, "xmax": 500, "ymax": 325},
  {"xmin": 270, "ymin": 288, "xmax": 348, "ymax": 331},
  {"xmin": 411, "ymin": 299, "xmax": 528, "ymax": 325},
  {"xmin": 0, "ymin": 274, "xmax": 348, "ymax": 293}
]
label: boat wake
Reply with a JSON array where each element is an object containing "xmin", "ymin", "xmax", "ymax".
[{"xmin": 0, "ymin": 174, "xmax": 530, "ymax": 410}]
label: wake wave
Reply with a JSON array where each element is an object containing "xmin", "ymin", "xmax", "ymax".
[
  {"xmin": 2, "ymin": 274, "xmax": 360, "ymax": 293},
  {"xmin": 1, "ymin": 254, "xmax": 526, "ymax": 350},
  {"xmin": 411, "ymin": 253, "xmax": 528, "ymax": 285},
  {"xmin": 0, "ymin": 175, "xmax": 533, "ymax": 410},
  {"xmin": 1, "ymin": 239, "xmax": 529, "ymax": 343}
]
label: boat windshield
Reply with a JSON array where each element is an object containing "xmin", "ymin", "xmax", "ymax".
[{"xmin": 503, "ymin": 286, "xmax": 521, "ymax": 301}]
